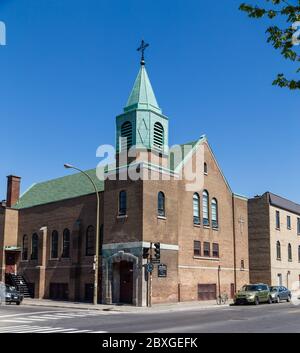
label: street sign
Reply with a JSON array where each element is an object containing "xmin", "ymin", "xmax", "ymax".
[
  {"xmin": 146, "ymin": 262, "xmax": 154, "ymax": 273},
  {"xmin": 158, "ymin": 264, "xmax": 167, "ymax": 277}
]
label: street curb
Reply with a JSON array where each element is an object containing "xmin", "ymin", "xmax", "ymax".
[
  {"xmin": 22, "ymin": 301, "xmax": 117, "ymax": 312},
  {"xmin": 22, "ymin": 300, "xmax": 231, "ymax": 313}
]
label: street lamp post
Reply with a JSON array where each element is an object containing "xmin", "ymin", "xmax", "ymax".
[
  {"xmin": 64, "ymin": 163, "xmax": 100, "ymax": 305},
  {"xmin": 218, "ymin": 265, "xmax": 221, "ymax": 298},
  {"xmin": 287, "ymin": 270, "xmax": 291, "ymax": 289}
]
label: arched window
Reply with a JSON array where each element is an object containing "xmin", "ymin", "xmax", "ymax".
[
  {"xmin": 193, "ymin": 193, "xmax": 200, "ymax": 225},
  {"xmin": 202, "ymin": 190, "xmax": 209, "ymax": 226},
  {"xmin": 211, "ymin": 198, "xmax": 218, "ymax": 228},
  {"xmin": 51, "ymin": 230, "xmax": 59, "ymax": 259},
  {"xmin": 22, "ymin": 235, "xmax": 28, "ymax": 261},
  {"xmin": 276, "ymin": 241, "xmax": 281, "ymax": 260},
  {"xmin": 288, "ymin": 243, "xmax": 292, "ymax": 261},
  {"xmin": 158, "ymin": 191, "xmax": 165, "ymax": 217},
  {"xmin": 204, "ymin": 162, "xmax": 208, "ymax": 175},
  {"xmin": 153, "ymin": 122, "xmax": 164, "ymax": 151},
  {"xmin": 31, "ymin": 233, "xmax": 39, "ymax": 260},
  {"xmin": 120, "ymin": 121, "xmax": 132, "ymax": 151},
  {"xmin": 119, "ymin": 190, "xmax": 127, "ymax": 216},
  {"xmin": 62, "ymin": 228, "xmax": 70, "ymax": 258},
  {"xmin": 86, "ymin": 225, "xmax": 95, "ymax": 256}
]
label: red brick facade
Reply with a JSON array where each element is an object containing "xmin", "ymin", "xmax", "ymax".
[{"xmin": 0, "ymin": 140, "xmax": 249, "ymax": 305}]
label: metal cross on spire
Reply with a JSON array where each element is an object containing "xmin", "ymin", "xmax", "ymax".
[{"xmin": 137, "ymin": 40, "xmax": 149, "ymax": 65}]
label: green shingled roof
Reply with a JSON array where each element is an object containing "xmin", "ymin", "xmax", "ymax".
[
  {"xmin": 14, "ymin": 168, "xmax": 104, "ymax": 210},
  {"xmin": 169, "ymin": 138, "xmax": 204, "ymax": 172}
]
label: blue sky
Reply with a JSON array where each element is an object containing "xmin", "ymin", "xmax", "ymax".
[{"xmin": 0, "ymin": 0, "xmax": 299, "ymax": 202}]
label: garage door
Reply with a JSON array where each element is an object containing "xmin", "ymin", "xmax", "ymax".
[{"xmin": 198, "ymin": 284, "xmax": 217, "ymax": 300}]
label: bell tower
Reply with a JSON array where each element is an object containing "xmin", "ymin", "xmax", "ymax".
[{"xmin": 116, "ymin": 41, "xmax": 169, "ymax": 162}]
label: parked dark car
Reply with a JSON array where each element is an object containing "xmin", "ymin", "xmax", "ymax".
[
  {"xmin": 5, "ymin": 285, "xmax": 23, "ymax": 305},
  {"xmin": 269, "ymin": 286, "xmax": 291, "ymax": 303}
]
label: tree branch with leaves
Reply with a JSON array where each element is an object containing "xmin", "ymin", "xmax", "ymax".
[{"xmin": 239, "ymin": 0, "xmax": 300, "ymax": 89}]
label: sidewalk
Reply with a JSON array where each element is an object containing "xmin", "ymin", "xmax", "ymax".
[{"xmin": 22, "ymin": 298, "xmax": 232, "ymax": 313}]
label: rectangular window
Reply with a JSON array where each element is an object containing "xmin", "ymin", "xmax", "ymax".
[
  {"xmin": 287, "ymin": 215, "xmax": 291, "ymax": 229},
  {"xmin": 204, "ymin": 242, "xmax": 210, "ymax": 257},
  {"xmin": 194, "ymin": 241, "xmax": 201, "ymax": 256},
  {"xmin": 298, "ymin": 218, "xmax": 300, "ymax": 235},
  {"xmin": 212, "ymin": 243, "xmax": 219, "ymax": 258},
  {"xmin": 276, "ymin": 210, "xmax": 280, "ymax": 229}
]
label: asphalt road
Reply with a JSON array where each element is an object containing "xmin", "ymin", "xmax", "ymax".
[{"xmin": 0, "ymin": 302, "xmax": 300, "ymax": 333}]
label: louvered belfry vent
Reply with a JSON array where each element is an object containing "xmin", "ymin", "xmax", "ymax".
[
  {"xmin": 121, "ymin": 121, "xmax": 133, "ymax": 151},
  {"xmin": 153, "ymin": 122, "xmax": 164, "ymax": 151}
]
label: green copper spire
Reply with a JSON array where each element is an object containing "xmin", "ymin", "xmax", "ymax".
[
  {"xmin": 116, "ymin": 41, "xmax": 168, "ymax": 154},
  {"xmin": 124, "ymin": 65, "xmax": 161, "ymax": 114}
]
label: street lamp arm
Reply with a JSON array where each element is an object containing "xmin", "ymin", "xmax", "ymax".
[{"xmin": 65, "ymin": 165, "xmax": 99, "ymax": 201}]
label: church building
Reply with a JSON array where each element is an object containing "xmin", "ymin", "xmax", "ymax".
[{"xmin": 0, "ymin": 50, "xmax": 249, "ymax": 306}]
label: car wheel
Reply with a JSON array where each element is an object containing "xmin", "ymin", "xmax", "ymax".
[
  {"xmin": 268, "ymin": 296, "xmax": 272, "ymax": 304},
  {"xmin": 287, "ymin": 296, "xmax": 291, "ymax": 302},
  {"xmin": 254, "ymin": 297, "xmax": 259, "ymax": 305},
  {"xmin": 16, "ymin": 301, "xmax": 21, "ymax": 305}
]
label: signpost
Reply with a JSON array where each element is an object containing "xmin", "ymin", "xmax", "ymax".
[
  {"xmin": 146, "ymin": 262, "xmax": 154, "ymax": 273},
  {"xmin": 158, "ymin": 264, "xmax": 167, "ymax": 277}
]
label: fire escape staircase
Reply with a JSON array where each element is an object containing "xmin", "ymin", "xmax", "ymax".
[{"xmin": 5, "ymin": 273, "xmax": 32, "ymax": 298}]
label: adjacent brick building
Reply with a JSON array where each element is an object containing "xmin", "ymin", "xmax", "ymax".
[
  {"xmin": 0, "ymin": 59, "xmax": 249, "ymax": 305},
  {"xmin": 248, "ymin": 192, "xmax": 300, "ymax": 289}
]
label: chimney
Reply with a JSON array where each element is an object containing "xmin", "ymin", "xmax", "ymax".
[{"xmin": 6, "ymin": 175, "xmax": 21, "ymax": 207}]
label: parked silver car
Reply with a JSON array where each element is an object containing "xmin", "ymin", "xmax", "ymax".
[{"xmin": 269, "ymin": 286, "xmax": 291, "ymax": 303}]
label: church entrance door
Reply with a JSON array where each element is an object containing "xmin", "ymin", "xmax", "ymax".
[{"xmin": 119, "ymin": 261, "xmax": 133, "ymax": 304}]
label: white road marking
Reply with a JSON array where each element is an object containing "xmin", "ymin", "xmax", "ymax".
[
  {"xmin": 13, "ymin": 326, "xmax": 57, "ymax": 333},
  {"xmin": 67, "ymin": 329, "xmax": 93, "ymax": 333},
  {"xmin": 43, "ymin": 315, "xmax": 74, "ymax": 319},
  {"xmin": 0, "ymin": 311, "xmax": 103, "ymax": 324},
  {"xmin": 0, "ymin": 310, "xmax": 74, "ymax": 318},
  {"xmin": 0, "ymin": 325, "xmax": 97, "ymax": 333},
  {"xmin": 33, "ymin": 328, "xmax": 77, "ymax": 333},
  {"xmin": 0, "ymin": 325, "xmax": 31, "ymax": 332},
  {"xmin": 0, "ymin": 310, "xmax": 111, "ymax": 331},
  {"xmin": 92, "ymin": 330, "xmax": 109, "ymax": 333},
  {"xmin": 34, "ymin": 315, "xmax": 62, "ymax": 320},
  {"xmin": 16, "ymin": 317, "xmax": 46, "ymax": 321},
  {"xmin": 28, "ymin": 316, "xmax": 55, "ymax": 321},
  {"xmin": 1, "ymin": 319, "xmax": 34, "ymax": 323}
]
